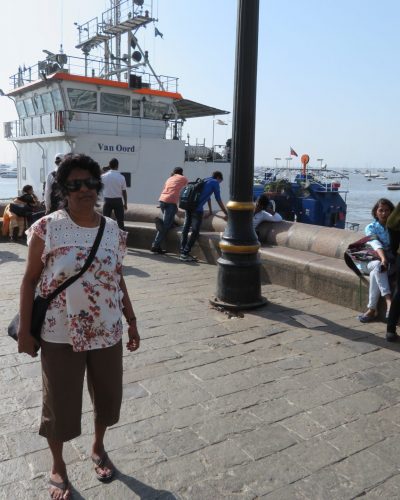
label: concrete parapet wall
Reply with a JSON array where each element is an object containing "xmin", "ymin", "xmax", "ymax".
[{"xmin": 0, "ymin": 202, "xmax": 367, "ymax": 311}]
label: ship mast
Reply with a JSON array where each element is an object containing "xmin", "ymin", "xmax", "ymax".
[{"xmin": 112, "ymin": 0, "xmax": 122, "ymax": 81}]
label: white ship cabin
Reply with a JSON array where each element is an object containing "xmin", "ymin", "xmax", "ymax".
[{"xmin": 3, "ymin": 0, "xmax": 230, "ymax": 203}]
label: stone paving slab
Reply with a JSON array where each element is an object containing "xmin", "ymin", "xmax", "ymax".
[{"xmin": 2, "ymin": 242, "xmax": 400, "ymax": 499}]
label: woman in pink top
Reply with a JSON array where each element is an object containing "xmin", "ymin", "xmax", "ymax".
[{"xmin": 151, "ymin": 167, "xmax": 188, "ymax": 254}]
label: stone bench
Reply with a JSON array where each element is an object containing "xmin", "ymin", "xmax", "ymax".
[{"xmin": 122, "ymin": 210, "xmax": 367, "ymax": 312}]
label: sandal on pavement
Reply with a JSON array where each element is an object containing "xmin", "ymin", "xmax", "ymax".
[
  {"xmin": 358, "ymin": 313, "xmax": 377, "ymax": 323},
  {"xmin": 48, "ymin": 476, "xmax": 71, "ymax": 499},
  {"xmin": 91, "ymin": 451, "xmax": 115, "ymax": 482}
]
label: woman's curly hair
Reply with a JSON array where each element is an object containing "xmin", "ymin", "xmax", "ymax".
[{"xmin": 56, "ymin": 153, "xmax": 103, "ymax": 198}]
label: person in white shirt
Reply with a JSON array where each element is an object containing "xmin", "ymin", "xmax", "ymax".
[
  {"xmin": 253, "ymin": 193, "xmax": 283, "ymax": 231},
  {"xmin": 101, "ymin": 158, "xmax": 127, "ymax": 230},
  {"xmin": 44, "ymin": 153, "xmax": 64, "ymax": 214}
]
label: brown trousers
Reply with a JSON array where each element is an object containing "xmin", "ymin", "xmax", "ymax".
[{"xmin": 39, "ymin": 339, "xmax": 123, "ymax": 442}]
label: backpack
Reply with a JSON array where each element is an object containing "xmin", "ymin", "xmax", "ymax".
[{"xmin": 179, "ymin": 178, "xmax": 205, "ymax": 211}]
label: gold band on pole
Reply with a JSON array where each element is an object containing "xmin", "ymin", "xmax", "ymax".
[
  {"xmin": 219, "ymin": 241, "xmax": 260, "ymax": 253},
  {"xmin": 226, "ymin": 201, "xmax": 255, "ymax": 211}
]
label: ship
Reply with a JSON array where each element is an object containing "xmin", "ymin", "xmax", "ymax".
[{"xmin": 1, "ymin": 0, "xmax": 231, "ymax": 203}]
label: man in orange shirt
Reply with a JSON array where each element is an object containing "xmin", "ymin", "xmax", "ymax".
[{"xmin": 151, "ymin": 167, "xmax": 188, "ymax": 254}]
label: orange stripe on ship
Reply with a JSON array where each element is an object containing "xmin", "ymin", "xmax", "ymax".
[{"xmin": 54, "ymin": 73, "xmax": 183, "ymax": 99}]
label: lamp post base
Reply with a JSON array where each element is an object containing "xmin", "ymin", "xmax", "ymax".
[
  {"xmin": 211, "ymin": 255, "xmax": 268, "ymax": 311},
  {"xmin": 210, "ymin": 295, "xmax": 268, "ymax": 311}
]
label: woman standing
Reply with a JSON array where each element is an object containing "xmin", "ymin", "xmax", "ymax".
[
  {"xmin": 358, "ymin": 198, "xmax": 394, "ymax": 323},
  {"xmin": 18, "ymin": 154, "xmax": 140, "ymax": 499}
]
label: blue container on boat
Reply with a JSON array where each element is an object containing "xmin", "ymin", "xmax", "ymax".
[
  {"xmin": 299, "ymin": 198, "xmax": 323, "ymax": 225},
  {"xmin": 253, "ymin": 184, "xmax": 265, "ymax": 200}
]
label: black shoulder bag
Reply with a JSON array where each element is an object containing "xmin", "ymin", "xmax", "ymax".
[{"xmin": 8, "ymin": 216, "xmax": 106, "ymax": 350}]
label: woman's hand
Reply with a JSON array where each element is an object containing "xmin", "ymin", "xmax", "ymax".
[
  {"xmin": 126, "ymin": 322, "xmax": 140, "ymax": 352},
  {"xmin": 18, "ymin": 333, "xmax": 38, "ymax": 357},
  {"xmin": 380, "ymin": 258, "xmax": 388, "ymax": 272}
]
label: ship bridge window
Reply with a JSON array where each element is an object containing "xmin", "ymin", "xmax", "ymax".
[
  {"xmin": 33, "ymin": 94, "xmax": 44, "ymax": 114},
  {"xmin": 24, "ymin": 98, "xmax": 35, "ymax": 116},
  {"xmin": 15, "ymin": 100, "xmax": 27, "ymax": 118},
  {"xmin": 132, "ymin": 99, "xmax": 141, "ymax": 117},
  {"xmin": 143, "ymin": 101, "xmax": 170, "ymax": 120},
  {"xmin": 42, "ymin": 92, "xmax": 55, "ymax": 113},
  {"xmin": 67, "ymin": 88, "xmax": 97, "ymax": 111},
  {"xmin": 100, "ymin": 93, "xmax": 130, "ymax": 115},
  {"xmin": 52, "ymin": 89, "xmax": 64, "ymax": 111}
]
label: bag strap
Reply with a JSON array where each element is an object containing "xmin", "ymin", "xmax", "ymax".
[{"xmin": 45, "ymin": 216, "xmax": 106, "ymax": 302}]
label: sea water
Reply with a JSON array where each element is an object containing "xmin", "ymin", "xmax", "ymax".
[
  {"xmin": 0, "ymin": 178, "xmax": 18, "ymax": 200},
  {"xmin": 1, "ymin": 171, "xmax": 400, "ymax": 231}
]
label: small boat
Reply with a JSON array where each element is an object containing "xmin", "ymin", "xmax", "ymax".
[
  {"xmin": 364, "ymin": 172, "xmax": 379, "ymax": 178},
  {"xmin": 0, "ymin": 172, "xmax": 17, "ymax": 178},
  {"xmin": 387, "ymin": 183, "xmax": 400, "ymax": 190}
]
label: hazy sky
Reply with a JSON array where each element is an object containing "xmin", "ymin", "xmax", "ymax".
[{"xmin": 0, "ymin": 0, "xmax": 399, "ymax": 169}]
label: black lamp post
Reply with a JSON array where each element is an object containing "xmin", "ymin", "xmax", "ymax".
[{"xmin": 211, "ymin": 0, "xmax": 266, "ymax": 310}]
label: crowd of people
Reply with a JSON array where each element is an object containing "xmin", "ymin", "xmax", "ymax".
[{"xmin": 12, "ymin": 153, "xmax": 400, "ymax": 498}]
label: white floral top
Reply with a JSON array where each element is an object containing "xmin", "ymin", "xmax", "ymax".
[{"xmin": 26, "ymin": 210, "xmax": 127, "ymax": 352}]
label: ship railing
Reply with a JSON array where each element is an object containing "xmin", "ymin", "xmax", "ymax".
[
  {"xmin": 4, "ymin": 112, "xmax": 65, "ymax": 138},
  {"xmin": 9, "ymin": 55, "xmax": 178, "ymax": 93},
  {"xmin": 4, "ymin": 111, "xmax": 185, "ymax": 141}
]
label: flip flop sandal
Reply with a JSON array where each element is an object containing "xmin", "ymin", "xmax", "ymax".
[
  {"xmin": 91, "ymin": 451, "xmax": 115, "ymax": 482},
  {"xmin": 48, "ymin": 476, "xmax": 71, "ymax": 498}
]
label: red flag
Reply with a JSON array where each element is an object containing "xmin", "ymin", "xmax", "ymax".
[{"xmin": 290, "ymin": 147, "xmax": 298, "ymax": 157}]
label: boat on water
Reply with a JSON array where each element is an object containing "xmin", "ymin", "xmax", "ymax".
[
  {"xmin": 253, "ymin": 164, "xmax": 348, "ymax": 229},
  {"xmin": 1, "ymin": 0, "xmax": 231, "ymax": 204},
  {"xmin": 364, "ymin": 172, "xmax": 379, "ymax": 178},
  {"xmin": 0, "ymin": 172, "xmax": 17, "ymax": 178},
  {"xmin": 387, "ymin": 183, "xmax": 400, "ymax": 190}
]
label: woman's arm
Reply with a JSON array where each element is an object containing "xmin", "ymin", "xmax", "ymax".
[
  {"xmin": 119, "ymin": 275, "xmax": 140, "ymax": 352},
  {"xmin": 18, "ymin": 234, "xmax": 45, "ymax": 357}
]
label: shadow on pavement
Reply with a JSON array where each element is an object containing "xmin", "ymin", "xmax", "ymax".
[
  {"xmin": 118, "ymin": 473, "xmax": 177, "ymax": 499},
  {"xmin": 0, "ymin": 249, "xmax": 26, "ymax": 263},
  {"xmin": 68, "ymin": 472, "xmax": 177, "ymax": 499},
  {"xmin": 127, "ymin": 248, "xmax": 200, "ymax": 266},
  {"xmin": 240, "ymin": 299, "xmax": 400, "ymax": 354}
]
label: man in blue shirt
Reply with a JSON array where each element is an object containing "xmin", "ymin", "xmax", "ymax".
[{"xmin": 180, "ymin": 171, "xmax": 228, "ymax": 261}]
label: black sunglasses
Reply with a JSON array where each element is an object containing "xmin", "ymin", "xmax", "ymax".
[{"xmin": 65, "ymin": 178, "xmax": 101, "ymax": 192}]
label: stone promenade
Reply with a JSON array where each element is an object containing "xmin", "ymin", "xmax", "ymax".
[{"xmin": 1, "ymin": 242, "xmax": 400, "ymax": 499}]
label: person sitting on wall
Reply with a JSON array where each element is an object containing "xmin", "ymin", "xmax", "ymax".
[
  {"xmin": 358, "ymin": 198, "xmax": 394, "ymax": 324},
  {"xmin": 253, "ymin": 193, "xmax": 283, "ymax": 235},
  {"xmin": 4, "ymin": 186, "xmax": 45, "ymax": 240}
]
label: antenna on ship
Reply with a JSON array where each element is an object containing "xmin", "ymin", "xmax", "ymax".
[{"xmin": 74, "ymin": 0, "xmax": 164, "ymax": 89}]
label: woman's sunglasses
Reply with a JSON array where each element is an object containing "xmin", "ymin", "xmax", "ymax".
[{"xmin": 65, "ymin": 178, "xmax": 102, "ymax": 192}]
